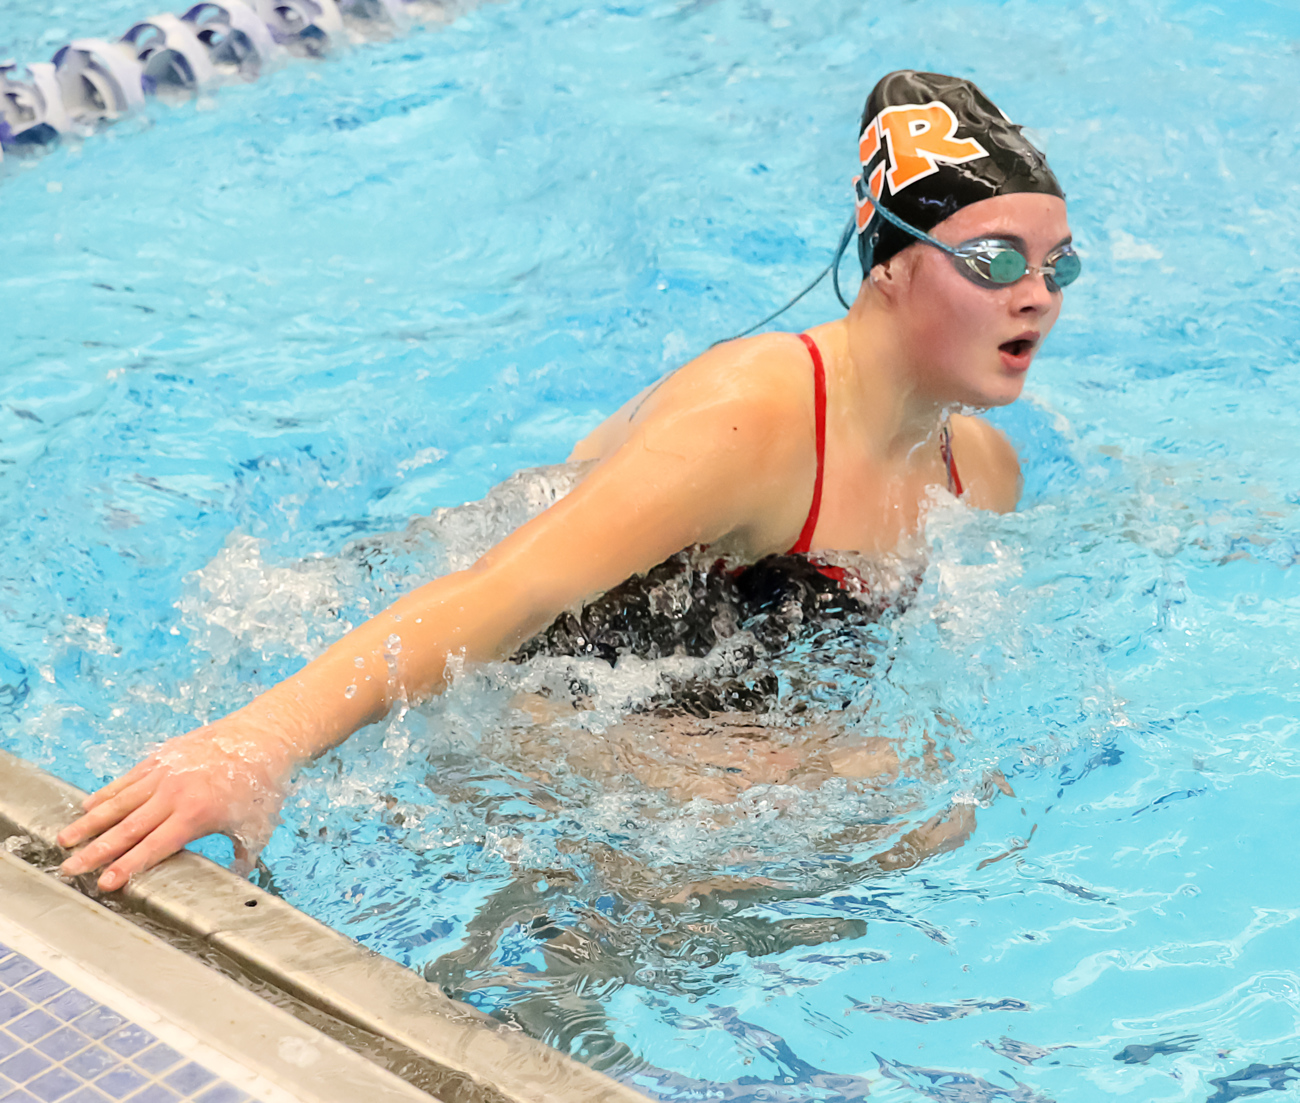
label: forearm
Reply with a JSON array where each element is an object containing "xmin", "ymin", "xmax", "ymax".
[{"xmin": 232, "ymin": 563, "xmax": 543, "ymax": 766}]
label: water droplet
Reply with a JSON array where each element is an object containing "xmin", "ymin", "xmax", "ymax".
[
  {"xmin": 344, "ymin": 684, "xmax": 357, "ymax": 699},
  {"xmin": 354, "ymin": 656, "xmax": 365, "ymax": 668},
  {"xmin": 385, "ymin": 633, "xmax": 402, "ymax": 654}
]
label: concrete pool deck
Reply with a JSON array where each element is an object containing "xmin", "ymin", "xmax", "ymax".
[{"xmin": 0, "ymin": 750, "xmax": 647, "ymax": 1103}]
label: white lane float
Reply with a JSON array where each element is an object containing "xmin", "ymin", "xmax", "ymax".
[
  {"xmin": 182, "ymin": 1, "xmax": 285, "ymax": 81},
  {"xmin": 0, "ymin": 62, "xmax": 72, "ymax": 148},
  {"xmin": 121, "ymin": 13, "xmax": 219, "ymax": 95},
  {"xmin": 249, "ymin": 0, "xmax": 346, "ymax": 55},
  {"xmin": 51, "ymin": 39, "xmax": 147, "ymax": 123}
]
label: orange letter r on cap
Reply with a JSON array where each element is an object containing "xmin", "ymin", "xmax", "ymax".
[{"xmin": 875, "ymin": 102, "xmax": 988, "ymax": 195}]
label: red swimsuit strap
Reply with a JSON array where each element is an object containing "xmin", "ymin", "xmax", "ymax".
[
  {"xmin": 940, "ymin": 422, "xmax": 964, "ymax": 497},
  {"xmin": 788, "ymin": 333, "xmax": 827, "ymax": 555},
  {"xmin": 787, "ymin": 334, "xmax": 965, "ymax": 557}
]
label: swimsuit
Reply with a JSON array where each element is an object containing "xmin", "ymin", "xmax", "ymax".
[{"xmin": 514, "ymin": 333, "xmax": 956, "ymax": 716}]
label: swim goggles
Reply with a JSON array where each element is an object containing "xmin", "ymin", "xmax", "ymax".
[{"xmin": 856, "ymin": 183, "xmax": 1082, "ymax": 293}]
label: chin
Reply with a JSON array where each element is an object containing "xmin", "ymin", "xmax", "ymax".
[
  {"xmin": 951, "ymin": 376, "xmax": 1025, "ymax": 409},
  {"xmin": 983, "ymin": 382, "xmax": 1027, "ymax": 407}
]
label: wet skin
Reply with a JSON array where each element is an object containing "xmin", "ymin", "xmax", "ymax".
[{"xmin": 58, "ymin": 193, "xmax": 1071, "ymax": 890}]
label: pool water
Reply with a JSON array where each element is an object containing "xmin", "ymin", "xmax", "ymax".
[{"xmin": 3, "ymin": 0, "xmax": 1300, "ymax": 1099}]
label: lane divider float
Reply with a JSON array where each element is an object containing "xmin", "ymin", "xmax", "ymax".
[{"xmin": 0, "ymin": 0, "xmax": 452, "ymax": 165}]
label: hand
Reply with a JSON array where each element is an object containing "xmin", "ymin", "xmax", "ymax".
[{"xmin": 57, "ymin": 719, "xmax": 298, "ymax": 892}]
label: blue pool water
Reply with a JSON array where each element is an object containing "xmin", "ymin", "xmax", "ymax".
[{"xmin": 3, "ymin": 0, "xmax": 1300, "ymax": 1099}]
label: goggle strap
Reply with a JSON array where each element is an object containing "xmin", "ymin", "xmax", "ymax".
[{"xmin": 856, "ymin": 185, "xmax": 964, "ymax": 260}]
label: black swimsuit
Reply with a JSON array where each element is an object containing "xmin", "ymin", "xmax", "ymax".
[{"xmin": 513, "ymin": 333, "xmax": 958, "ymax": 717}]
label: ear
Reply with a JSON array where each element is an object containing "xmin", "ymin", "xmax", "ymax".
[{"xmin": 869, "ymin": 257, "xmax": 903, "ymax": 303}]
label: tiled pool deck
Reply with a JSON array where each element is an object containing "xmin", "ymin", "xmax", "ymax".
[
  {"xmin": 1, "ymin": 930, "xmax": 261, "ymax": 1103},
  {"xmin": 0, "ymin": 849, "xmax": 435, "ymax": 1103}
]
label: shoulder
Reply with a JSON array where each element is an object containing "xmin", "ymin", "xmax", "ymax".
[
  {"xmin": 572, "ymin": 332, "xmax": 817, "ymax": 463},
  {"xmin": 654, "ymin": 332, "xmax": 816, "ymax": 413},
  {"xmin": 949, "ymin": 413, "xmax": 1021, "ymax": 512}
]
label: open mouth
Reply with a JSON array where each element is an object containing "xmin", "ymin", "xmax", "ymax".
[{"xmin": 999, "ymin": 337, "xmax": 1035, "ymax": 358}]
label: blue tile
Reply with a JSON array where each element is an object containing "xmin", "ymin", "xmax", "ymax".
[
  {"xmin": 1, "ymin": 1088, "xmax": 42, "ymax": 1103},
  {"xmin": 125, "ymin": 1086, "xmax": 178, "ymax": 1103},
  {"xmin": 161, "ymin": 1065, "xmax": 214, "ymax": 1096},
  {"xmin": 0, "ymin": 943, "xmax": 12, "ymax": 959},
  {"xmin": 0, "ymin": 1050, "xmax": 51, "ymax": 1084},
  {"xmin": 0, "ymin": 958, "xmax": 38, "ymax": 988},
  {"xmin": 25, "ymin": 1068, "xmax": 80, "ymax": 1102},
  {"xmin": 0, "ymin": 995, "xmax": 30, "ymax": 1027},
  {"xmin": 42, "ymin": 995, "xmax": 94, "ymax": 1026},
  {"xmin": 0, "ymin": 1034, "xmax": 18, "ymax": 1061},
  {"xmin": 128, "ymin": 1047, "xmax": 179, "ymax": 1077},
  {"xmin": 192, "ymin": 1086, "xmax": 244, "ymax": 1103},
  {"xmin": 99, "ymin": 1030, "xmax": 152, "ymax": 1063},
  {"xmin": 63, "ymin": 1048, "xmax": 117, "ymax": 1080},
  {"xmin": 69, "ymin": 1012, "xmax": 124, "ymax": 1044},
  {"xmin": 60, "ymin": 1090, "xmax": 111, "ymax": 1103},
  {"xmin": 8, "ymin": 1013, "xmax": 58, "ymax": 1045},
  {"xmin": 34, "ymin": 1029, "xmax": 87, "ymax": 1062},
  {"xmin": 14, "ymin": 977, "xmax": 66, "ymax": 1008},
  {"xmin": 92, "ymin": 1069, "xmax": 145, "ymax": 1101}
]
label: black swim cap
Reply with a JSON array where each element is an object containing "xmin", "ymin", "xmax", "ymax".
[{"xmin": 855, "ymin": 71, "xmax": 1064, "ymax": 275}]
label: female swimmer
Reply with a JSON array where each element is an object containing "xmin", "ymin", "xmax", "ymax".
[{"xmin": 58, "ymin": 70, "xmax": 1079, "ymax": 891}]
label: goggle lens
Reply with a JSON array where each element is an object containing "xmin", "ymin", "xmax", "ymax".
[
  {"xmin": 1050, "ymin": 250, "xmax": 1082, "ymax": 288},
  {"xmin": 986, "ymin": 249, "xmax": 1027, "ymax": 284}
]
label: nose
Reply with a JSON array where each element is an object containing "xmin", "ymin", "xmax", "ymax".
[{"xmin": 1013, "ymin": 272, "xmax": 1054, "ymax": 316}]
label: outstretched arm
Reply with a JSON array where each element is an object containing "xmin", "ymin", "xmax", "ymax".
[{"xmin": 57, "ymin": 358, "xmax": 807, "ymax": 891}]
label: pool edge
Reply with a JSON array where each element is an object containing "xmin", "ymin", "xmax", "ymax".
[{"xmin": 0, "ymin": 747, "xmax": 649, "ymax": 1103}]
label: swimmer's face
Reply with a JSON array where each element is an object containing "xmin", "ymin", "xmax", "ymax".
[{"xmin": 882, "ymin": 193, "xmax": 1071, "ymax": 407}]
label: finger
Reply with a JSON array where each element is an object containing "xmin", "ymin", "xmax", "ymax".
[
  {"xmin": 59, "ymin": 776, "xmax": 161, "ymax": 859},
  {"xmin": 98, "ymin": 815, "xmax": 205, "ymax": 892},
  {"xmin": 82, "ymin": 757, "xmax": 158, "ymax": 810},
  {"xmin": 63, "ymin": 798, "xmax": 171, "ymax": 884},
  {"xmin": 60, "ymin": 776, "xmax": 158, "ymax": 851}
]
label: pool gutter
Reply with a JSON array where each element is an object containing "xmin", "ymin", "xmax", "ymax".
[{"xmin": 0, "ymin": 748, "xmax": 648, "ymax": 1103}]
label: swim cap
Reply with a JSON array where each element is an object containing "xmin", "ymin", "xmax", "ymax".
[{"xmin": 855, "ymin": 71, "xmax": 1064, "ymax": 275}]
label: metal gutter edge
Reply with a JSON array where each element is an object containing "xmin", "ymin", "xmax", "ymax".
[{"xmin": 0, "ymin": 748, "xmax": 649, "ymax": 1103}]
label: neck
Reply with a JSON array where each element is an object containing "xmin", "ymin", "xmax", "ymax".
[{"xmin": 820, "ymin": 288, "xmax": 951, "ymax": 465}]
